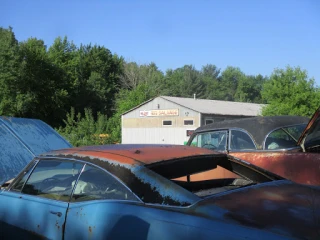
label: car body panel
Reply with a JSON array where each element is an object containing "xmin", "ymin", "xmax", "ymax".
[
  {"xmin": 190, "ymin": 116, "xmax": 309, "ymax": 150},
  {"xmin": 44, "ymin": 144, "xmax": 221, "ymax": 166},
  {"xmin": 298, "ymin": 107, "xmax": 320, "ymax": 152},
  {"xmin": 190, "ymin": 180, "xmax": 320, "ymax": 240},
  {"xmin": 186, "ymin": 109, "xmax": 320, "ymax": 185},
  {"xmin": 0, "ymin": 191, "xmax": 67, "ymax": 239},
  {"xmin": 64, "ymin": 200, "xmax": 292, "ymax": 240},
  {"xmin": 1, "ymin": 144, "xmax": 319, "ymax": 239},
  {"xmin": 0, "ymin": 116, "xmax": 72, "ymax": 184},
  {"xmin": 231, "ymin": 151, "xmax": 320, "ymax": 185}
]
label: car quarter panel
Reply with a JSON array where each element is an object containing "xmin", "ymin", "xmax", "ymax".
[
  {"xmin": 232, "ymin": 152, "xmax": 320, "ymax": 185},
  {"xmin": 0, "ymin": 191, "xmax": 68, "ymax": 239},
  {"xmin": 63, "ymin": 201, "xmax": 291, "ymax": 240},
  {"xmin": 189, "ymin": 180, "xmax": 320, "ymax": 240}
]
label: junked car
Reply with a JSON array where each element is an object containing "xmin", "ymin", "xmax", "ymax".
[
  {"xmin": 186, "ymin": 107, "xmax": 320, "ymax": 185},
  {"xmin": 1, "ymin": 144, "xmax": 320, "ymax": 239},
  {"xmin": 0, "ymin": 116, "xmax": 72, "ymax": 185}
]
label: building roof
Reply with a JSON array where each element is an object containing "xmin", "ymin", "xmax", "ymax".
[
  {"xmin": 122, "ymin": 96, "xmax": 265, "ymax": 116},
  {"xmin": 160, "ymin": 96, "xmax": 265, "ymax": 116}
]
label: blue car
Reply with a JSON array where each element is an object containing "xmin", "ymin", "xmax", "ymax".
[{"xmin": 0, "ymin": 144, "xmax": 319, "ymax": 239}]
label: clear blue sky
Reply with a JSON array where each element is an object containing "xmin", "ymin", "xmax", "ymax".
[{"xmin": 1, "ymin": 0, "xmax": 319, "ymax": 85}]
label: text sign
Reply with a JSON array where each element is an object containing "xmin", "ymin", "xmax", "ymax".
[{"xmin": 140, "ymin": 109, "xmax": 179, "ymax": 117}]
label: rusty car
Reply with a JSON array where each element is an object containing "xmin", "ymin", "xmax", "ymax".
[
  {"xmin": 1, "ymin": 144, "xmax": 320, "ymax": 239},
  {"xmin": 186, "ymin": 107, "xmax": 320, "ymax": 185}
]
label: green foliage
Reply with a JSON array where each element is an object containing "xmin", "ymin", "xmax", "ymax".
[
  {"xmin": 0, "ymin": 27, "xmax": 20, "ymax": 115},
  {"xmin": 0, "ymin": 28, "xmax": 123, "ymax": 127},
  {"xmin": 235, "ymin": 74, "xmax": 266, "ymax": 103},
  {"xmin": 57, "ymin": 107, "xmax": 114, "ymax": 146},
  {"xmin": 1, "ymin": 27, "xmax": 319, "ymax": 146},
  {"xmin": 163, "ymin": 65, "xmax": 206, "ymax": 98},
  {"xmin": 107, "ymin": 82, "xmax": 159, "ymax": 142},
  {"xmin": 261, "ymin": 66, "xmax": 320, "ymax": 116}
]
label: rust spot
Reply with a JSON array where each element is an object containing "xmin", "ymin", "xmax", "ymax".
[{"xmin": 55, "ymin": 220, "xmax": 60, "ymax": 230}]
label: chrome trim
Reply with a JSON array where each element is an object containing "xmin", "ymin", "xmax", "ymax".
[
  {"xmin": 144, "ymin": 202, "xmax": 195, "ymax": 209},
  {"xmin": 68, "ymin": 163, "xmax": 86, "ymax": 202},
  {"xmin": 228, "ymin": 128, "xmax": 258, "ymax": 150},
  {"xmin": 8, "ymin": 159, "xmax": 39, "ymax": 192},
  {"xmin": 38, "ymin": 156, "xmax": 143, "ymax": 203},
  {"xmin": 263, "ymin": 123, "xmax": 307, "ymax": 150},
  {"xmin": 69, "ymin": 199, "xmax": 145, "ymax": 205}
]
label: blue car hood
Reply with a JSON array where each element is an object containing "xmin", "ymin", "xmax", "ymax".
[{"xmin": 0, "ymin": 116, "xmax": 72, "ymax": 184}]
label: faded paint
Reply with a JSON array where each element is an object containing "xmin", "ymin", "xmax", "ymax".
[
  {"xmin": 297, "ymin": 106, "xmax": 320, "ymax": 146},
  {"xmin": 2, "ymin": 144, "xmax": 320, "ymax": 239},
  {"xmin": 43, "ymin": 149, "xmax": 200, "ymax": 206},
  {"xmin": 0, "ymin": 117, "xmax": 71, "ymax": 184},
  {"xmin": 179, "ymin": 150, "xmax": 320, "ymax": 185},
  {"xmin": 44, "ymin": 144, "xmax": 219, "ymax": 166},
  {"xmin": 232, "ymin": 152, "xmax": 320, "ymax": 185},
  {"xmin": 190, "ymin": 180, "xmax": 320, "ymax": 239}
]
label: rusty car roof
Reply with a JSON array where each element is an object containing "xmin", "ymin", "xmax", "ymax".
[
  {"xmin": 193, "ymin": 115, "xmax": 309, "ymax": 146},
  {"xmin": 42, "ymin": 144, "xmax": 223, "ymax": 166}
]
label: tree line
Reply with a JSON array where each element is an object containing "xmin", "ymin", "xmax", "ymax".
[{"xmin": 1, "ymin": 27, "xmax": 319, "ymax": 146}]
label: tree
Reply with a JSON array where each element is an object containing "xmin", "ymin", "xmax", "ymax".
[
  {"xmin": 57, "ymin": 107, "xmax": 113, "ymax": 146},
  {"xmin": 0, "ymin": 27, "xmax": 20, "ymax": 116},
  {"xmin": 107, "ymin": 82, "xmax": 158, "ymax": 142},
  {"xmin": 234, "ymin": 74, "xmax": 266, "ymax": 103},
  {"xmin": 70, "ymin": 44, "xmax": 124, "ymax": 118},
  {"xmin": 15, "ymin": 38, "xmax": 69, "ymax": 126},
  {"xmin": 120, "ymin": 61, "xmax": 165, "ymax": 95},
  {"xmin": 162, "ymin": 65, "xmax": 205, "ymax": 98},
  {"xmin": 261, "ymin": 66, "xmax": 320, "ymax": 116},
  {"xmin": 200, "ymin": 64, "xmax": 221, "ymax": 99},
  {"xmin": 217, "ymin": 66, "xmax": 244, "ymax": 101}
]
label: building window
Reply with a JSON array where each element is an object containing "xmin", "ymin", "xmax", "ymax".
[
  {"xmin": 163, "ymin": 120, "xmax": 172, "ymax": 126},
  {"xmin": 184, "ymin": 120, "xmax": 194, "ymax": 126},
  {"xmin": 205, "ymin": 119, "xmax": 214, "ymax": 125}
]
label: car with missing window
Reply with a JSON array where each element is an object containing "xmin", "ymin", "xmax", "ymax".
[
  {"xmin": 1, "ymin": 144, "xmax": 320, "ymax": 239},
  {"xmin": 186, "ymin": 107, "xmax": 320, "ymax": 185}
]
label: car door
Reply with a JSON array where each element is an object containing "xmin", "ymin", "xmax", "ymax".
[
  {"xmin": 63, "ymin": 164, "xmax": 143, "ymax": 239},
  {"xmin": 0, "ymin": 159, "xmax": 84, "ymax": 239}
]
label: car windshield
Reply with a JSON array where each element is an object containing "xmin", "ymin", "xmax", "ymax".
[{"xmin": 189, "ymin": 130, "xmax": 228, "ymax": 151}]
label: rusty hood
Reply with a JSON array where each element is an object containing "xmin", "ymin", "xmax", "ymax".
[
  {"xmin": 297, "ymin": 106, "xmax": 320, "ymax": 152},
  {"xmin": 190, "ymin": 180, "xmax": 320, "ymax": 239}
]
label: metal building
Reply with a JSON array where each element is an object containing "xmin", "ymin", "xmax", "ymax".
[{"xmin": 121, "ymin": 96, "xmax": 265, "ymax": 145}]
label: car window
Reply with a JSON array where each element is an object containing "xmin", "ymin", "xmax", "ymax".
[
  {"xmin": 265, "ymin": 125, "xmax": 305, "ymax": 150},
  {"xmin": 10, "ymin": 161, "xmax": 38, "ymax": 192},
  {"xmin": 190, "ymin": 130, "xmax": 228, "ymax": 151},
  {"xmin": 230, "ymin": 130, "xmax": 256, "ymax": 150},
  {"xmin": 71, "ymin": 165, "xmax": 138, "ymax": 202},
  {"xmin": 21, "ymin": 160, "xmax": 84, "ymax": 202}
]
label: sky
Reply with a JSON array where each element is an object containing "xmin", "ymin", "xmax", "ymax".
[{"xmin": 1, "ymin": 0, "xmax": 320, "ymax": 85}]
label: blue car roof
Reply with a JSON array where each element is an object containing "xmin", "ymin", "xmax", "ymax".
[{"xmin": 0, "ymin": 116, "xmax": 72, "ymax": 184}]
